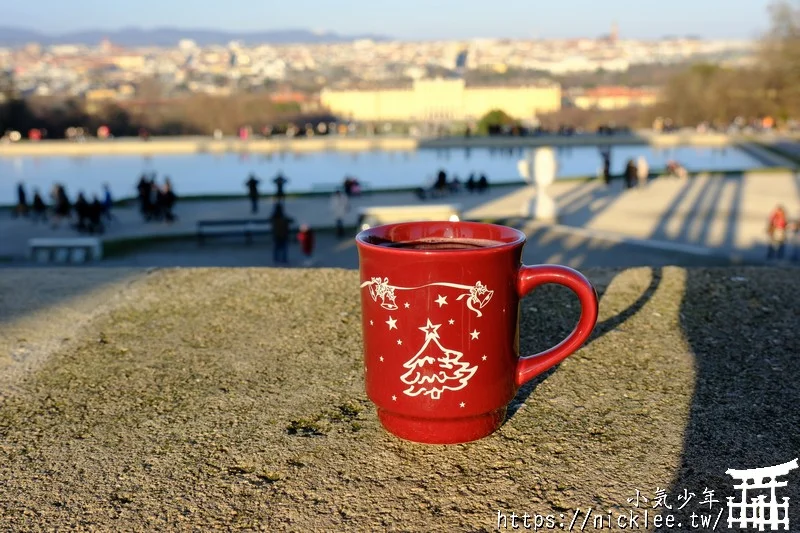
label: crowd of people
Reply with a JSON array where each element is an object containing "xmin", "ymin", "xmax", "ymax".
[
  {"xmin": 11, "ymin": 173, "xmax": 179, "ymax": 235},
  {"xmin": 12, "ymin": 181, "xmax": 113, "ymax": 234},
  {"xmin": 136, "ymin": 173, "xmax": 178, "ymax": 223},
  {"xmin": 415, "ymin": 170, "xmax": 490, "ymax": 200}
]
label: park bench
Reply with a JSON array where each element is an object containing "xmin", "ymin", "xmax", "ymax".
[
  {"xmin": 310, "ymin": 181, "xmax": 372, "ymax": 195},
  {"xmin": 28, "ymin": 237, "xmax": 103, "ymax": 264},
  {"xmin": 357, "ymin": 204, "xmax": 462, "ymax": 231},
  {"xmin": 197, "ymin": 219, "xmax": 277, "ymax": 245}
]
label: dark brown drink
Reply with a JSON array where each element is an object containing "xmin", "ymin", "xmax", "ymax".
[{"xmin": 368, "ymin": 237, "xmax": 504, "ymax": 250}]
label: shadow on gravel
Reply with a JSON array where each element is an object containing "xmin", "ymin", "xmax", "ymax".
[
  {"xmin": 0, "ymin": 268, "xmax": 145, "ymax": 327},
  {"xmin": 660, "ymin": 269, "xmax": 800, "ymax": 531},
  {"xmin": 507, "ymin": 267, "xmax": 663, "ymax": 420}
]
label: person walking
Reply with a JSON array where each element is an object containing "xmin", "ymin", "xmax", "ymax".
[
  {"xmin": 245, "ymin": 173, "xmax": 261, "ymax": 214},
  {"xmin": 766, "ymin": 205, "xmax": 788, "ymax": 260},
  {"xmin": 330, "ymin": 189, "xmax": 350, "ymax": 238}
]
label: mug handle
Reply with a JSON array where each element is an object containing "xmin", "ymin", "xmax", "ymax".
[{"xmin": 515, "ymin": 265, "xmax": 599, "ymax": 387}]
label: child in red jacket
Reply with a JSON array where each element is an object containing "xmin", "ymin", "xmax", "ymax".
[
  {"xmin": 767, "ymin": 205, "xmax": 787, "ymax": 260},
  {"xmin": 297, "ymin": 224, "xmax": 315, "ymax": 266}
]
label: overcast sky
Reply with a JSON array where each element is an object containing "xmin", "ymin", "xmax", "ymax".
[{"xmin": 4, "ymin": 0, "xmax": 775, "ymax": 40}]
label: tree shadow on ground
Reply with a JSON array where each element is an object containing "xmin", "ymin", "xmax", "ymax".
[
  {"xmin": 648, "ymin": 174, "xmax": 745, "ymax": 251},
  {"xmin": 659, "ymin": 269, "xmax": 800, "ymax": 531}
]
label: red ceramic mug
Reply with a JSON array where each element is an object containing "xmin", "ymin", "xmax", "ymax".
[{"xmin": 356, "ymin": 221, "xmax": 599, "ymax": 444}]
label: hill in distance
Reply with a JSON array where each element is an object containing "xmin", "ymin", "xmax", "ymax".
[{"xmin": 0, "ymin": 26, "xmax": 391, "ymax": 47}]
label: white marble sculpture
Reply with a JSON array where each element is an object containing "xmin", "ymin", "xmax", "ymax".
[{"xmin": 517, "ymin": 147, "xmax": 558, "ymax": 221}]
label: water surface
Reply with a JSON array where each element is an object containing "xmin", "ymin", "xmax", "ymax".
[{"xmin": 0, "ymin": 145, "xmax": 760, "ymax": 204}]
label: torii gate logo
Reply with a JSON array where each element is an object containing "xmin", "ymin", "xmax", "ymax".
[{"xmin": 726, "ymin": 458, "xmax": 798, "ymax": 530}]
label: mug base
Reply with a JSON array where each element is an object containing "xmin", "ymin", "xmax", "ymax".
[{"xmin": 377, "ymin": 407, "xmax": 507, "ymax": 444}]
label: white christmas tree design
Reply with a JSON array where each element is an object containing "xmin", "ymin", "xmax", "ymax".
[{"xmin": 400, "ymin": 319, "xmax": 478, "ymax": 400}]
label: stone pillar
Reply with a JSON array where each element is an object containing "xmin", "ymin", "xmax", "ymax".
[{"xmin": 518, "ymin": 147, "xmax": 558, "ymax": 221}]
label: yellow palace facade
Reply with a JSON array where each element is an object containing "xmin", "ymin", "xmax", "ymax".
[{"xmin": 319, "ymin": 77, "xmax": 561, "ymax": 123}]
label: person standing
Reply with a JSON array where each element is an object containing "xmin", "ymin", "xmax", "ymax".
[
  {"xmin": 88, "ymin": 195, "xmax": 105, "ymax": 234},
  {"xmin": 466, "ymin": 173, "xmax": 476, "ymax": 193},
  {"xmin": 31, "ymin": 188, "xmax": 47, "ymax": 223},
  {"xmin": 434, "ymin": 170, "xmax": 448, "ymax": 197},
  {"xmin": 601, "ymin": 148, "xmax": 612, "ymax": 186},
  {"xmin": 636, "ymin": 156, "xmax": 649, "ymax": 187},
  {"xmin": 330, "ymin": 189, "xmax": 350, "ymax": 238},
  {"xmin": 160, "ymin": 178, "xmax": 177, "ymax": 223},
  {"xmin": 767, "ymin": 205, "xmax": 788, "ymax": 260},
  {"xmin": 273, "ymin": 171, "xmax": 288, "ymax": 205},
  {"xmin": 50, "ymin": 183, "xmax": 71, "ymax": 229},
  {"xmin": 477, "ymin": 173, "xmax": 489, "ymax": 194},
  {"xmin": 245, "ymin": 173, "xmax": 261, "ymax": 214},
  {"xmin": 137, "ymin": 174, "xmax": 151, "ymax": 221},
  {"xmin": 790, "ymin": 218, "xmax": 800, "ymax": 262},
  {"xmin": 270, "ymin": 203, "xmax": 293, "ymax": 264},
  {"xmin": 74, "ymin": 192, "xmax": 90, "ymax": 232},
  {"xmin": 297, "ymin": 224, "xmax": 316, "ymax": 266},
  {"xmin": 102, "ymin": 183, "xmax": 114, "ymax": 221},
  {"xmin": 13, "ymin": 182, "xmax": 28, "ymax": 218},
  {"xmin": 624, "ymin": 159, "xmax": 637, "ymax": 189}
]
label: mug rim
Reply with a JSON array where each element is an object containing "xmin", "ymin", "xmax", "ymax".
[{"xmin": 355, "ymin": 220, "xmax": 526, "ymax": 254}]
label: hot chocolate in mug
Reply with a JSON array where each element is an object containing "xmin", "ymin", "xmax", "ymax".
[{"xmin": 356, "ymin": 221, "xmax": 599, "ymax": 444}]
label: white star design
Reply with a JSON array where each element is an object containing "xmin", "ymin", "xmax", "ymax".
[
  {"xmin": 369, "ymin": 320, "xmax": 374, "ymax": 326},
  {"xmin": 379, "ymin": 356, "xmax": 384, "ymax": 362},
  {"xmin": 448, "ymin": 319, "xmax": 455, "ymax": 325},
  {"xmin": 470, "ymin": 329, "xmax": 480, "ymax": 340},
  {"xmin": 392, "ymin": 395, "xmax": 397, "ymax": 401},
  {"xmin": 404, "ymin": 302, "xmax": 410, "ymax": 309},
  {"xmin": 459, "ymin": 402, "xmax": 466, "ymax": 408},
  {"xmin": 397, "ymin": 339, "xmax": 402, "ymax": 345},
  {"xmin": 418, "ymin": 319, "xmax": 442, "ymax": 338},
  {"xmin": 386, "ymin": 316, "xmax": 398, "ymax": 330},
  {"xmin": 481, "ymin": 355, "xmax": 487, "ymax": 361},
  {"xmin": 435, "ymin": 295, "xmax": 448, "ymax": 307}
]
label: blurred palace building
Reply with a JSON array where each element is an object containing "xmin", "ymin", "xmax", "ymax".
[{"xmin": 320, "ymin": 77, "xmax": 562, "ymax": 123}]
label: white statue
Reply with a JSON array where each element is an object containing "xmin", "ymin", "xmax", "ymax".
[{"xmin": 518, "ymin": 147, "xmax": 557, "ymax": 221}]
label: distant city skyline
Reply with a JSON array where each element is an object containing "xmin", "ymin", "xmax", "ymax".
[{"xmin": 4, "ymin": 0, "xmax": 774, "ymax": 41}]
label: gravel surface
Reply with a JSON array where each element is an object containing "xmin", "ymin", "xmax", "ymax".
[{"xmin": 0, "ymin": 267, "xmax": 797, "ymax": 531}]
